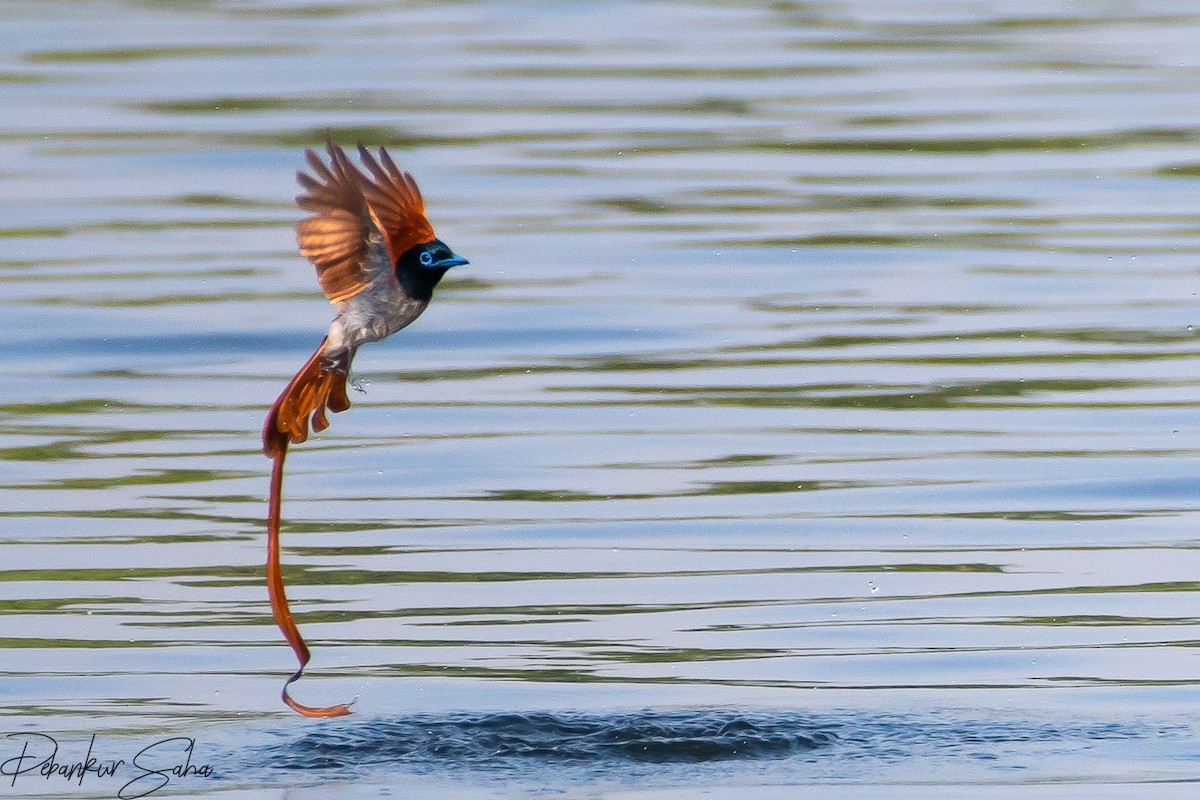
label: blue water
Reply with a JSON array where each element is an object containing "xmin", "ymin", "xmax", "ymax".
[{"xmin": 2, "ymin": 0, "xmax": 1200, "ymax": 797}]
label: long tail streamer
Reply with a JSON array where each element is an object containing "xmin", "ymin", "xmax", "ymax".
[{"xmin": 266, "ymin": 441, "xmax": 354, "ymax": 718}]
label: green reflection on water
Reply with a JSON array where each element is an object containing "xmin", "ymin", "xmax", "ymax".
[
  {"xmin": 755, "ymin": 128, "xmax": 1197, "ymax": 154},
  {"xmin": 10, "ymin": 468, "xmax": 255, "ymax": 491},
  {"xmin": 1155, "ymin": 162, "xmax": 1200, "ymax": 177},
  {"xmin": 544, "ymin": 377, "xmax": 1163, "ymax": 409},
  {"xmin": 0, "ymin": 597, "xmax": 142, "ymax": 614},
  {"xmin": 24, "ymin": 44, "xmax": 307, "ymax": 64},
  {"xmin": 596, "ymin": 647, "xmax": 786, "ymax": 664},
  {"xmin": 170, "ymin": 193, "xmax": 284, "ymax": 208},
  {"xmin": 0, "ymin": 429, "xmax": 181, "ymax": 461},
  {"xmin": 0, "ymin": 399, "xmax": 137, "ymax": 416},
  {"xmin": 595, "ymin": 192, "xmax": 1029, "ymax": 215},
  {"xmin": 0, "ymin": 226, "xmax": 70, "ymax": 239}
]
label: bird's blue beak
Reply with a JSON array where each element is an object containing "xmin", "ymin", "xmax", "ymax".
[{"xmin": 435, "ymin": 253, "xmax": 469, "ymax": 269}]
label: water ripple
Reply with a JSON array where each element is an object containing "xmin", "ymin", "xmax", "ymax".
[
  {"xmin": 258, "ymin": 710, "xmax": 837, "ymax": 771},
  {"xmin": 229, "ymin": 708, "xmax": 1175, "ymax": 785}
]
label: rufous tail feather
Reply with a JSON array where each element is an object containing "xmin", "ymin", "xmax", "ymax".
[
  {"xmin": 263, "ymin": 337, "xmax": 352, "ymax": 458},
  {"xmin": 263, "ymin": 337, "xmax": 355, "ymax": 717},
  {"xmin": 266, "ymin": 444, "xmax": 354, "ymax": 718}
]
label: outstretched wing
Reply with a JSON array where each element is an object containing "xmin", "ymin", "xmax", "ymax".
[
  {"xmin": 354, "ymin": 144, "xmax": 436, "ymax": 262},
  {"xmin": 295, "ymin": 144, "xmax": 373, "ymax": 303},
  {"xmin": 294, "ymin": 143, "xmax": 435, "ymax": 304}
]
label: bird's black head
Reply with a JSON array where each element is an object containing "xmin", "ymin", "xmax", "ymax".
[{"xmin": 395, "ymin": 239, "xmax": 468, "ymax": 300}]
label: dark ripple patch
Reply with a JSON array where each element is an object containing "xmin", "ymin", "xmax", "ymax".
[
  {"xmin": 253, "ymin": 711, "xmax": 837, "ymax": 774},
  {"xmin": 224, "ymin": 708, "xmax": 1178, "ymax": 788}
]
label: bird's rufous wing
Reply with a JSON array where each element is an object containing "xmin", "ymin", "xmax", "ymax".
[
  {"xmin": 295, "ymin": 145, "xmax": 373, "ymax": 303},
  {"xmin": 294, "ymin": 143, "xmax": 435, "ymax": 303},
  {"xmin": 354, "ymin": 144, "xmax": 436, "ymax": 262}
]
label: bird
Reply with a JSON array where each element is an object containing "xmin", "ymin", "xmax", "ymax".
[{"xmin": 262, "ymin": 142, "xmax": 467, "ymax": 718}]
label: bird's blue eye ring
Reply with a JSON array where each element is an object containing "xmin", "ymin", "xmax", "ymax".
[{"xmin": 419, "ymin": 251, "xmax": 435, "ymax": 266}]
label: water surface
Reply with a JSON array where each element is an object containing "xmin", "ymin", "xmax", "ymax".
[{"xmin": 1, "ymin": 1, "xmax": 1199, "ymax": 797}]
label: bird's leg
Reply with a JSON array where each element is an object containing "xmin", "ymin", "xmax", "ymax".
[
  {"xmin": 319, "ymin": 348, "xmax": 351, "ymax": 375},
  {"xmin": 318, "ymin": 348, "xmax": 354, "ymax": 414}
]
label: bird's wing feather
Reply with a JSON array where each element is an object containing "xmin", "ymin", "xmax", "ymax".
[
  {"xmin": 295, "ymin": 143, "xmax": 435, "ymax": 304},
  {"xmin": 355, "ymin": 144, "xmax": 436, "ymax": 262},
  {"xmin": 295, "ymin": 146, "xmax": 374, "ymax": 303}
]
